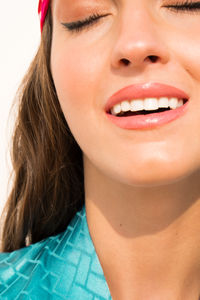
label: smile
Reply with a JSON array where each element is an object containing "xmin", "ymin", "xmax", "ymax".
[
  {"xmin": 105, "ymin": 82, "xmax": 189, "ymax": 130},
  {"xmin": 110, "ymin": 97, "xmax": 186, "ymax": 117}
]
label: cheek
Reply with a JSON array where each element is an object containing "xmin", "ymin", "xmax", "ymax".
[
  {"xmin": 179, "ymin": 43, "xmax": 200, "ymax": 80},
  {"xmin": 50, "ymin": 38, "xmax": 109, "ymax": 150},
  {"xmin": 52, "ymin": 47, "xmax": 93, "ymax": 112},
  {"xmin": 169, "ymin": 26, "xmax": 200, "ymax": 80},
  {"xmin": 51, "ymin": 38, "xmax": 107, "ymax": 115}
]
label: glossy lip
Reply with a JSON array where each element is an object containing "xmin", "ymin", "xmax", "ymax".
[
  {"xmin": 105, "ymin": 82, "xmax": 190, "ymax": 130},
  {"xmin": 105, "ymin": 82, "xmax": 189, "ymax": 113}
]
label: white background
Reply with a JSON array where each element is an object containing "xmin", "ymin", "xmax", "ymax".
[{"xmin": 0, "ymin": 1, "xmax": 40, "ymax": 215}]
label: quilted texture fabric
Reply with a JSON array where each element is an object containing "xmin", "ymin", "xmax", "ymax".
[{"xmin": 0, "ymin": 205, "xmax": 112, "ymax": 299}]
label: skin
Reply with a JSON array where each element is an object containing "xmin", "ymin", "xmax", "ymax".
[{"xmin": 51, "ymin": 0, "xmax": 200, "ymax": 299}]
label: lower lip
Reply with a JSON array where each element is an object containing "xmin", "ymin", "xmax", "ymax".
[{"xmin": 106, "ymin": 101, "xmax": 189, "ymax": 130}]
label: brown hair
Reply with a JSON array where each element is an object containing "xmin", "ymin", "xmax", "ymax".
[{"xmin": 0, "ymin": 8, "xmax": 84, "ymax": 252}]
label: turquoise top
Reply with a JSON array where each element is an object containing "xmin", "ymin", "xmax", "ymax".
[{"xmin": 0, "ymin": 205, "xmax": 112, "ymax": 299}]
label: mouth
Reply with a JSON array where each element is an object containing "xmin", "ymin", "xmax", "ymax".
[
  {"xmin": 105, "ymin": 82, "xmax": 190, "ymax": 130},
  {"xmin": 107, "ymin": 97, "xmax": 188, "ymax": 117}
]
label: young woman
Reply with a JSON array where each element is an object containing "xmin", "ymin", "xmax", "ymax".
[{"xmin": 1, "ymin": 0, "xmax": 200, "ymax": 299}]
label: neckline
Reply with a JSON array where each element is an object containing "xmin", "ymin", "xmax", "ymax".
[{"xmin": 72, "ymin": 203, "xmax": 112, "ymax": 299}]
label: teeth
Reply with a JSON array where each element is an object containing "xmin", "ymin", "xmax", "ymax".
[
  {"xmin": 110, "ymin": 97, "xmax": 184, "ymax": 116},
  {"xmin": 130, "ymin": 99, "xmax": 144, "ymax": 111},
  {"xmin": 121, "ymin": 101, "xmax": 131, "ymax": 112},
  {"xmin": 112, "ymin": 103, "xmax": 121, "ymax": 115},
  {"xmin": 158, "ymin": 97, "xmax": 169, "ymax": 108},
  {"xmin": 144, "ymin": 98, "xmax": 159, "ymax": 111},
  {"xmin": 177, "ymin": 99, "xmax": 183, "ymax": 107},
  {"xmin": 169, "ymin": 97, "xmax": 178, "ymax": 109}
]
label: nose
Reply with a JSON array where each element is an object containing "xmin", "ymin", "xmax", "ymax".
[{"xmin": 111, "ymin": 8, "xmax": 169, "ymax": 70}]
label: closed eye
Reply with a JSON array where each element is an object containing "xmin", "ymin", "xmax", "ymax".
[
  {"xmin": 61, "ymin": 1, "xmax": 200, "ymax": 34},
  {"xmin": 61, "ymin": 13, "xmax": 110, "ymax": 33},
  {"xmin": 163, "ymin": 0, "xmax": 200, "ymax": 13}
]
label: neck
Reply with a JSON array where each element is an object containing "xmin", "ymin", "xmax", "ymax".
[{"xmin": 84, "ymin": 159, "xmax": 200, "ymax": 299}]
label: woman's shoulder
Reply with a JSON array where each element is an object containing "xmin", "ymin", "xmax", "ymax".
[
  {"xmin": 0, "ymin": 204, "xmax": 86, "ymax": 259},
  {"xmin": 0, "ymin": 204, "xmax": 98, "ymax": 299},
  {"xmin": 0, "ymin": 204, "xmax": 112, "ymax": 299}
]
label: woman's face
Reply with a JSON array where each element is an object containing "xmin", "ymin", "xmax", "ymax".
[{"xmin": 51, "ymin": 0, "xmax": 200, "ymax": 187}]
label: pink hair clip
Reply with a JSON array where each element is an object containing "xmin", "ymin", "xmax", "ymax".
[{"xmin": 38, "ymin": 0, "xmax": 50, "ymax": 32}]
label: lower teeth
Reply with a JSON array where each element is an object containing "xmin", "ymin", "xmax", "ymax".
[{"xmin": 117, "ymin": 107, "xmax": 171, "ymax": 117}]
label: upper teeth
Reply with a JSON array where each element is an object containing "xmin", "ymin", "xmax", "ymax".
[{"xmin": 111, "ymin": 97, "xmax": 184, "ymax": 116}]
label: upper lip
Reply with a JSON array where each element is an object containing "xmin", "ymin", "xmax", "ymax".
[{"xmin": 105, "ymin": 82, "xmax": 189, "ymax": 113}]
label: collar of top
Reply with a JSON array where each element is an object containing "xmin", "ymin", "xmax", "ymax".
[{"xmin": 38, "ymin": 0, "xmax": 50, "ymax": 32}]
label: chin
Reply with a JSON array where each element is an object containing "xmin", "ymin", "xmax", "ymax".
[{"xmin": 115, "ymin": 160, "xmax": 195, "ymax": 188}]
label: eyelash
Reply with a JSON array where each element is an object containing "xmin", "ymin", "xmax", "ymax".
[
  {"xmin": 164, "ymin": 0, "xmax": 200, "ymax": 11},
  {"xmin": 61, "ymin": 13, "xmax": 109, "ymax": 33},
  {"xmin": 62, "ymin": 1, "xmax": 200, "ymax": 33}
]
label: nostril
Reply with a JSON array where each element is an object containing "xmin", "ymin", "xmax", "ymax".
[
  {"xmin": 121, "ymin": 58, "xmax": 130, "ymax": 66},
  {"xmin": 120, "ymin": 56, "xmax": 159, "ymax": 66},
  {"xmin": 149, "ymin": 55, "xmax": 159, "ymax": 63}
]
